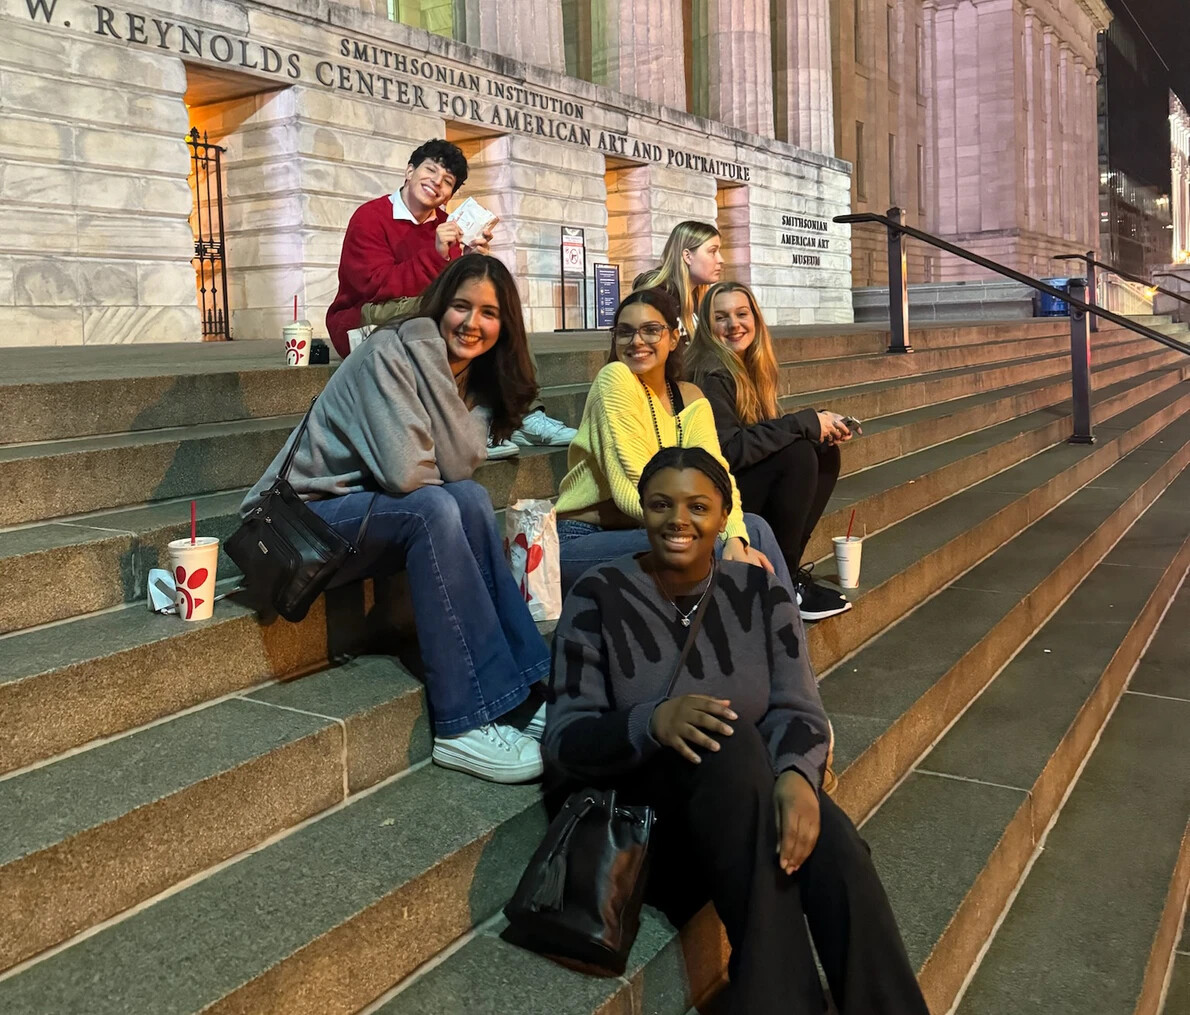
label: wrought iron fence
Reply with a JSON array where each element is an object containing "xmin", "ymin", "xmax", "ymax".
[{"xmin": 186, "ymin": 127, "xmax": 230, "ymax": 340}]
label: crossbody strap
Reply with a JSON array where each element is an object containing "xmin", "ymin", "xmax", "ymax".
[
  {"xmin": 662, "ymin": 561, "xmax": 718, "ymax": 698},
  {"xmin": 352, "ymin": 492, "xmax": 380, "ymax": 553},
  {"xmin": 278, "ymin": 396, "xmax": 318, "ymax": 482}
]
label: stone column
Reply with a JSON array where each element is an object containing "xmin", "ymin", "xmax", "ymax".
[
  {"xmin": 587, "ymin": 0, "xmax": 687, "ymax": 110},
  {"xmin": 689, "ymin": 0, "xmax": 775, "ymax": 137},
  {"xmin": 456, "ymin": 0, "xmax": 566, "ymax": 74},
  {"xmin": 772, "ymin": 0, "xmax": 835, "ymax": 155}
]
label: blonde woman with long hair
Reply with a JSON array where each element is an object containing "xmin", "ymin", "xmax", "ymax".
[
  {"xmin": 687, "ymin": 281, "xmax": 854, "ymax": 621},
  {"xmin": 634, "ymin": 220, "xmax": 724, "ymax": 339}
]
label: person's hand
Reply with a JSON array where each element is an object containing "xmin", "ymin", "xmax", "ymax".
[
  {"xmin": 465, "ymin": 217, "xmax": 498, "ymax": 255},
  {"xmin": 435, "ymin": 221, "xmax": 464, "ymax": 259},
  {"xmin": 723, "ymin": 536, "xmax": 775, "ymax": 573},
  {"xmin": 816, "ymin": 411, "xmax": 853, "ymax": 446},
  {"xmin": 774, "ymin": 770, "xmax": 820, "ymax": 874},
  {"xmin": 650, "ymin": 695, "xmax": 736, "ymax": 764}
]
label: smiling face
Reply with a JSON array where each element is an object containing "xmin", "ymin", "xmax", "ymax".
[
  {"xmin": 641, "ymin": 466, "xmax": 728, "ymax": 581},
  {"xmin": 614, "ymin": 300, "xmax": 679, "ymax": 385},
  {"xmin": 683, "ymin": 235, "xmax": 724, "ymax": 286},
  {"xmin": 402, "ymin": 157, "xmax": 457, "ymax": 218},
  {"xmin": 710, "ymin": 289, "xmax": 756, "ymax": 356},
  {"xmin": 440, "ymin": 275, "xmax": 501, "ymax": 371}
]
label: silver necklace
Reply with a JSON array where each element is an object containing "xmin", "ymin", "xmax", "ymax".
[{"xmin": 651, "ymin": 557, "xmax": 716, "ymax": 627}]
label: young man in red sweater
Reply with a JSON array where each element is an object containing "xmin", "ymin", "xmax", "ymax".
[{"xmin": 326, "ymin": 139, "xmax": 575, "ymax": 456}]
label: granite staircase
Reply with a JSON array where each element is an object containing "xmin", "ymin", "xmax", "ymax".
[{"xmin": 1, "ymin": 316, "xmax": 1188, "ymax": 1014}]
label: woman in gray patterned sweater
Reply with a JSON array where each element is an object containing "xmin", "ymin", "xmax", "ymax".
[{"xmin": 544, "ymin": 447, "xmax": 927, "ymax": 1015}]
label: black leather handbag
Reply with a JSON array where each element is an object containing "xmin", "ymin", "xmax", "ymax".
[
  {"xmin": 504, "ymin": 565, "xmax": 717, "ymax": 976},
  {"xmin": 226, "ymin": 397, "xmax": 374, "ymax": 623}
]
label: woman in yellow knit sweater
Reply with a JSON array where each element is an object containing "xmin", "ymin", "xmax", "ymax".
[{"xmin": 556, "ymin": 288, "xmax": 798, "ymax": 597}]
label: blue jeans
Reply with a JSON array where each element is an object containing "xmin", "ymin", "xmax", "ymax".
[
  {"xmin": 309, "ymin": 481, "xmax": 549, "ymax": 736},
  {"xmin": 558, "ymin": 513, "xmax": 797, "ymax": 600}
]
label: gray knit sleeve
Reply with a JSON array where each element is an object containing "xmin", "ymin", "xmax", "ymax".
[{"xmin": 758, "ymin": 578, "xmax": 831, "ymax": 793}]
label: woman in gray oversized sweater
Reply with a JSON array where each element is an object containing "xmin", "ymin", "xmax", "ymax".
[
  {"xmin": 242, "ymin": 255, "xmax": 549, "ymax": 784},
  {"xmin": 543, "ymin": 447, "xmax": 928, "ymax": 1015}
]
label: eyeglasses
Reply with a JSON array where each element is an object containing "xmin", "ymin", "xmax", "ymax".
[{"xmin": 611, "ymin": 323, "xmax": 670, "ymax": 345}]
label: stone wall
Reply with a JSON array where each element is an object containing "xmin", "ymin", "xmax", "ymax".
[
  {"xmin": 0, "ymin": 0, "xmax": 851, "ymax": 346},
  {"xmin": 0, "ymin": 7, "xmax": 199, "ymax": 345}
]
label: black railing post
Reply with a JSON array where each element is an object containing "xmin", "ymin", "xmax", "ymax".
[
  {"xmin": 1084, "ymin": 250, "xmax": 1098, "ymax": 333},
  {"xmin": 885, "ymin": 207, "xmax": 912, "ymax": 353},
  {"xmin": 1067, "ymin": 278, "xmax": 1094, "ymax": 444}
]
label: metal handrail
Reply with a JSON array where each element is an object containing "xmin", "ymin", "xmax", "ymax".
[
  {"xmin": 1053, "ymin": 251, "xmax": 1190, "ymax": 311},
  {"xmin": 834, "ymin": 208, "xmax": 1190, "ymax": 444}
]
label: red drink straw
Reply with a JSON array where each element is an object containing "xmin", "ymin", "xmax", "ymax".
[
  {"xmin": 845, "ymin": 508, "xmax": 856, "ymax": 541},
  {"xmin": 190, "ymin": 500, "xmax": 197, "ymax": 546},
  {"xmin": 293, "ymin": 295, "xmax": 298, "ymax": 322}
]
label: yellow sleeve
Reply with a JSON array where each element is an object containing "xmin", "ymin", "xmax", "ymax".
[
  {"xmin": 584, "ymin": 362, "xmax": 665, "ymax": 523},
  {"xmin": 683, "ymin": 399, "xmax": 750, "ymax": 543}
]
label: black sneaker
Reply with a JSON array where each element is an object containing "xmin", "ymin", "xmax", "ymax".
[{"xmin": 794, "ymin": 565, "xmax": 853, "ymax": 621}]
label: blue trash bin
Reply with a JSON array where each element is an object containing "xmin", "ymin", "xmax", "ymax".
[{"xmin": 1038, "ymin": 278, "xmax": 1071, "ymax": 316}]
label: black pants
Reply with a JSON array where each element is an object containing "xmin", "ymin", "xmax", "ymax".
[
  {"xmin": 624, "ymin": 724, "xmax": 928, "ymax": 1015},
  {"xmin": 734, "ymin": 440, "xmax": 841, "ymax": 572}
]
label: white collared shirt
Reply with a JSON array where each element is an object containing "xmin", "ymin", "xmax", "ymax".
[{"xmin": 390, "ymin": 188, "xmax": 435, "ymax": 224}]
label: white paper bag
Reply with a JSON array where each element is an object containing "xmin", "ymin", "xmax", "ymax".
[
  {"xmin": 504, "ymin": 499, "xmax": 561, "ymax": 622},
  {"xmin": 447, "ymin": 196, "xmax": 498, "ymax": 247}
]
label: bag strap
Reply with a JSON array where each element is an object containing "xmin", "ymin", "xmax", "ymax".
[
  {"xmin": 662, "ymin": 560, "xmax": 718, "ymax": 699},
  {"xmin": 353, "ymin": 492, "xmax": 379, "ymax": 553},
  {"xmin": 278, "ymin": 396, "xmax": 318, "ymax": 482}
]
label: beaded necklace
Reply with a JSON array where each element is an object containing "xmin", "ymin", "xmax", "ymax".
[{"xmin": 639, "ymin": 377, "xmax": 684, "ymax": 450}]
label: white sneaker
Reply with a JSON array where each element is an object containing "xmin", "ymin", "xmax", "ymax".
[
  {"xmin": 486, "ymin": 436, "xmax": 520, "ymax": 460},
  {"xmin": 432, "ymin": 723, "xmax": 543, "ymax": 783},
  {"xmin": 511, "ymin": 408, "xmax": 577, "ymax": 447}
]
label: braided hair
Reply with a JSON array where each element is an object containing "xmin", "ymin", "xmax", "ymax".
[{"xmin": 637, "ymin": 446, "xmax": 732, "ymax": 509}]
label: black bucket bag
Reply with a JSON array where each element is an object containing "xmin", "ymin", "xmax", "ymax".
[{"xmin": 504, "ymin": 565, "xmax": 717, "ymax": 975}]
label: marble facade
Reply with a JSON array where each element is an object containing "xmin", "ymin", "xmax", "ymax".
[
  {"xmin": 0, "ymin": 0, "xmax": 851, "ymax": 345},
  {"xmin": 832, "ymin": 0, "xmax": 1109, "ymax": 286}
]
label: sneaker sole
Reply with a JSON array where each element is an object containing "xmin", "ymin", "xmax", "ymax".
[
  {"xmin": 486, "ymin": 449, "xmax": 521, "ymax": 460},
  {"xmin": 800, "ymin": 601, "xmax": 854, "ymax": 622},
  {"xmin": 431, "ymin": 748, "xmax": 543, "ymax": 784},
  {"xmin": 510, "ymin": 434, "xmax": 574, "ymax": 447}
]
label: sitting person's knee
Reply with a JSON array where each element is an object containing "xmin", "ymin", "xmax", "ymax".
[{"xmin": 774, "ymin": 437, "xmax": 819, "ymax": 475}]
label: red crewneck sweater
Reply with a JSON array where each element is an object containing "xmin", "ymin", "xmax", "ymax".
[{"xmin": 325, "ymin": 195, "xmax": 459, "ymax": 358}]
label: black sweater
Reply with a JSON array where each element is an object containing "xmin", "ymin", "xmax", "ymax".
[
  {"xmin": 697, "ymin": 368, "xmax": 821, "ymax": 472},
  {"xmin": 543, "ymin": 555, "xmax": 830, "ymax": 793}
]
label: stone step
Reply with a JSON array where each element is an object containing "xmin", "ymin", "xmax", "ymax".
[
  {"xmin": 1165, "ymin": 914, "xmax": 1190, "ymax": 1015},
  {"xmin": 0, "ymin": 320, "xmax": 1166, "ymax": 449},
  {"xmin": 0, "ymin": 364, "xmax": 333, "ymax": 446},
  {"xmin": 823, "ymin": 355, "xmax": 1190, "ymax": 477},
  {"xmin": 853, "ymin": 464, "xmax": 1190, "ymax": 1013},
  {"xmin": 374, "ymin": 906, "xmax": 727, "ymax": 1015},
  {"xmin": 0, "ymin": 594, "xmax": 345, "ymax": 775},
  {"xmin": 0, "ymin": 656, "xmax": 428, "ymax": 973},
  {"xmin": 0, "ymin": 764, "xmax": 547, "ymax": 1015},
  {"xmin": 806, "ymin": 380, "xmax": 1190, "ymax": 674},
  {"xmin": 804, "ymin": 362, "xmax": 1190, "ymax": 565},
  {"xmin": 0, "ymin": 443, "xmax": 566, "ymax": 634},
  {"xmin": 790, "ymin": 336, "xmax": 1184, "ymax": 422},
  {"xmin": 776, "ymin": 329, "xmax": 1123, "ymax": 397},
  {"xmin": 0, "ymin": 415, "xmax": 566, "ymax": 528},
  {"xmin": 532, "ymin": 327, "xmax": 1170, "ymax": 438},
  {"xmin": 821, "ymin": 413, "xmax": 1190, "ymax": 822},
  {"xmin": 529, "ymin": 318, "xmax": 1094, "ymax": 390},
  {"xmin": 954, "ymin": 585, "xmax": 1190, "ymax": 1015}
]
